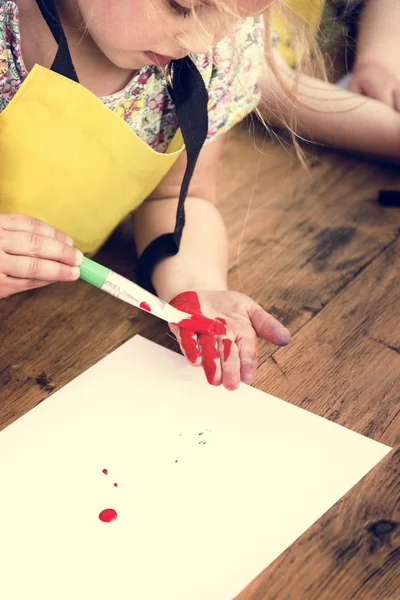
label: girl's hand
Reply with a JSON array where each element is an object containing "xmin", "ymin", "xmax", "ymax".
[
  {"xmin": 169, "ymin": 290, "xmax": 291, "ymax": 391},
  {"xmin": 0, "ymin": 214, "xmax": 83, "ymax": 299},
  {"xmin": 349, "ymin": 63, "xmax": 400, "ymax": 112}
]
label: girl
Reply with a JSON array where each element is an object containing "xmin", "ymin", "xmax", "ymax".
[{"xmin": 0, "ymin": 0, "xmax": 291, "ymax": 390}]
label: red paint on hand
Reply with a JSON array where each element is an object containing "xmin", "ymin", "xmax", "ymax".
[
  {"xmin": 178, "ymin": 315, "xmax": 225, "ymax": 336},
  {"xmin": 180, "ymin": 329, "xmax": 201, "ymax": 364},
  {"xmin": 99, "ymin": 508, "xmax": 118, "ymax": 523},
  {"xmin": 222, "ymin": 339, "xmax": 232, "ymax": 362},
  {"xmin": 199, "ymin": 334, "xmax": 219, "ymax": 384},
  {"xmin": 171, "ymin": 291, "xmax": 226, "ymax": 336},
  {"xmin": 140, "ymin": 302, "xmax": 151, "ymax": 312}
]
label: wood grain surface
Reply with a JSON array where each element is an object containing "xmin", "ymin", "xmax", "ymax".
[{"xmin": 1, "ymin": 121, "xmax": 399, "ymax": 599}]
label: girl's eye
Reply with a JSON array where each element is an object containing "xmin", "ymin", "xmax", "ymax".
[{"xmin": 167, "ymin": 0, "xmax": 192, "ymax": 18}]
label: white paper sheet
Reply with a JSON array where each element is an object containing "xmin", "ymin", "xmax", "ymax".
[{"xmin": 0, "ymin": 335, "xmax": 391, "ymax": 600}]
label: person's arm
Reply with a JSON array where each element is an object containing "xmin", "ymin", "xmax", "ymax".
[
  {"xmin": 353, "ymin": 0, "xmax": 400, "ymax": 78},
  {"xmin": 259, "ymin": 51, "xmax": 400, "ymax": 159},
  {"xmin": 349, "ymin": 0, "xmax": 400, "ymax": 109},
  {"xmin": 132, "ymin": 134, "xmax": 290, "ymax": 391},
  {"xmin": 133, "ymin": 136, "xmax": 228, "ymax": 302}
]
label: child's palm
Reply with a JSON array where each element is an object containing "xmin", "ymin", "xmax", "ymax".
[{"xmin": 170, "ymin": 290, "xmax": 291, "ymax": 390}]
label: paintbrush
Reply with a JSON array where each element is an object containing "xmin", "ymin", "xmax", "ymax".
[{"xmin": 79, "ymin": 257, "xmax": 224, "ymax": 335}]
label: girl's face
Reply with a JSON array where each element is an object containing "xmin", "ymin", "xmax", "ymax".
[{"xmin": 72, "ymin": 0, "xmax": 271, "ymax": 69}]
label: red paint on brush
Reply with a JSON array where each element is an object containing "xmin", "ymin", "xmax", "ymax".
[
  {"xmin": 171, "ymin": 291, "xmax": 226, "ymax": 336},
  {"xmin": 99, "ymin": 508, "xmax": 117, "ymax": 523},
  {"xmin": 222, "ymin": 339, "xmax": 232, "ymax": 362},
  {"xmin": 140, "ymin": 302, "xmax": 151, "ymax": 312},
  {"xmin": 180, "ymin": 329, "xmax": 201, "ymax": 364},
  {"xmin": 199, "ymin": 334, "xmax": 219, "ymax": 384}
]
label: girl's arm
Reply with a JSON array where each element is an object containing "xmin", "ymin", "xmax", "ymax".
[
  {"xmin": 260, "ymin": 52, "xmax": 400, "ymax": 160},
  {"xmin": 133, "ymin": 136, "xmax": 228, "ymax": 302},
  {"xmin": 133, "ymin": 134, "xmax": 290, "ymax": 390}
]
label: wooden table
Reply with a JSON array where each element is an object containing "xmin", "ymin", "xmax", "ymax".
[{"xmin": 1, "ymin": 123, "xmax": 399, "ymax": 599}]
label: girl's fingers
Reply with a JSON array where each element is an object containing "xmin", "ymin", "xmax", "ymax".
[
  {"xmin": 237, "ymin": 333, "xmax": 258, "ymax": 385},
  {"xmin": 198, "ymin": 334, "xmax": 222, "ymax": 386},
  {"xmin": 2, "ymin": 254, "xmax": 80, "ymax": 282},
  {"xmin": 249, "ymin": 305, "xmax": 291, "ymax": 346},
  {"xmin": 173, "ymin": 325, "xmax": 202, "ymax": 366},
  {"xmin": 219, "ymin": 336, "xmax": 241, "ymax": 391},
  {"xmin": 0, "ymin": 214, "xmax": 74, "ymax": 246},
  {"xmin": 2, "ymin": 231, "xmax": 83, "ymax": 266}
]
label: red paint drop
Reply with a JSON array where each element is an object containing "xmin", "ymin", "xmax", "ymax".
[
  {"xmin": 114, "ymin": 483, "xmax": 118, "ymax": 487},
  {"xmin": 222, "ymin": 339, "xmax": 232, "ymax": 362},
  {"xmin": 175, "ymin": 460, "xmax": 178, "ymax": 463},
  {"xmin": 198, "ymin": 432, "xmax": 203, "ymax": 436},
  {"xmin": 99, "ymin": 508, "xmax": 117, "ymax": 523},
  {"xmin": 140, "ymin": 302, "xmax": 151, "ymax": 312},
  {"xmin": 102, "ymin": 469, "xmax": 108, "ymax": 475}
]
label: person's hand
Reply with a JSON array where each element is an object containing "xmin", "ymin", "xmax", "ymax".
[
  {"xmin": 349, "ymin": 62, "xmax": 400, "ymax": 111},
  {"xmin": 0, "ymin": 214, "xmax": 83, "ymax": 299},
  {"xmin": 169, "ymin": 290, "xmax": 291, "ymax": 391}
]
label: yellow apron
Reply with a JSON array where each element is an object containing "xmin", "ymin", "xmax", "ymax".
[{"xmin": 0, "ymin": 64, "xmax": 184, "ymax": 255}]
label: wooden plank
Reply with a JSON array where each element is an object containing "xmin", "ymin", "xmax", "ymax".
[
  {"xmin": 218, "ymin": 124, "xmax": 400, "ymax": 364},
  {"xmin": 236, "ymin": 238, "xmax": 400, "ymax": 600},
  {"xmin": 254, "ymin": 237, "xmax": 400, "ymax": 443}
]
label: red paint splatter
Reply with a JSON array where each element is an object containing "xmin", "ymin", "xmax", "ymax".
[
  {"xmin": 175, "ymin": 460, "xmax": 178, "ymax": 463},
  {"xmin": 171, "ymin": 291, "xmax": 226, "ymax": 336},
  {"xmin": 102, "ymin": 469, "xmax": 108, "ymax": 475},
  {"xmin": 222, "ymin": 339, "xmax": 232, "ymax": 362},
  {"xmin": 99, "ymin": 508, "xmax": 118, "ymax": 523},
  {"xmin": 114, "ymin": 483, "xmax": 118, "ymax": 487},
  {"xmin": 198, "ymin": 334, "xmax": 219, "ymax": 384},
  {"xmin": 198, "ymin": 432, "xmax": 203, "ymax": 435},
  {"xmin": 140, "ymin": 302, "xmax": 151, "ymax": 312}
]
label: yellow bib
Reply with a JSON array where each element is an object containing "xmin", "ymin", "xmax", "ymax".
[{"xmin": 0, "ymin": 65, "xmax": 184, "ymax": 254}]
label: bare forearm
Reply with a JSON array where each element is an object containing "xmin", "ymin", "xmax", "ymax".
[
  {"xmin": 260, "ymin": 56, "xmax": 400, "ymax": 158},
  {"xmin": 133, "ymin": 196, "xmax": 228, "ymax": 302},
  {"xmin": 355, "ymin": 0, "xmax": 400, "ymax": 74}
]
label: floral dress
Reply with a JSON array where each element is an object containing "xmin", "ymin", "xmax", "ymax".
[{"xmin": 0, "ymin": 1, "xmax": 265, "ymax": 153}]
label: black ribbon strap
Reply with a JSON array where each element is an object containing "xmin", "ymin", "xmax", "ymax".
[
  {"xmin": 36, "ymin": 0, "xmax": 79, "ymax": 82},
  {"xmin": 136, "ymin": 57, "xmax": 209, "ymax": 293}
]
